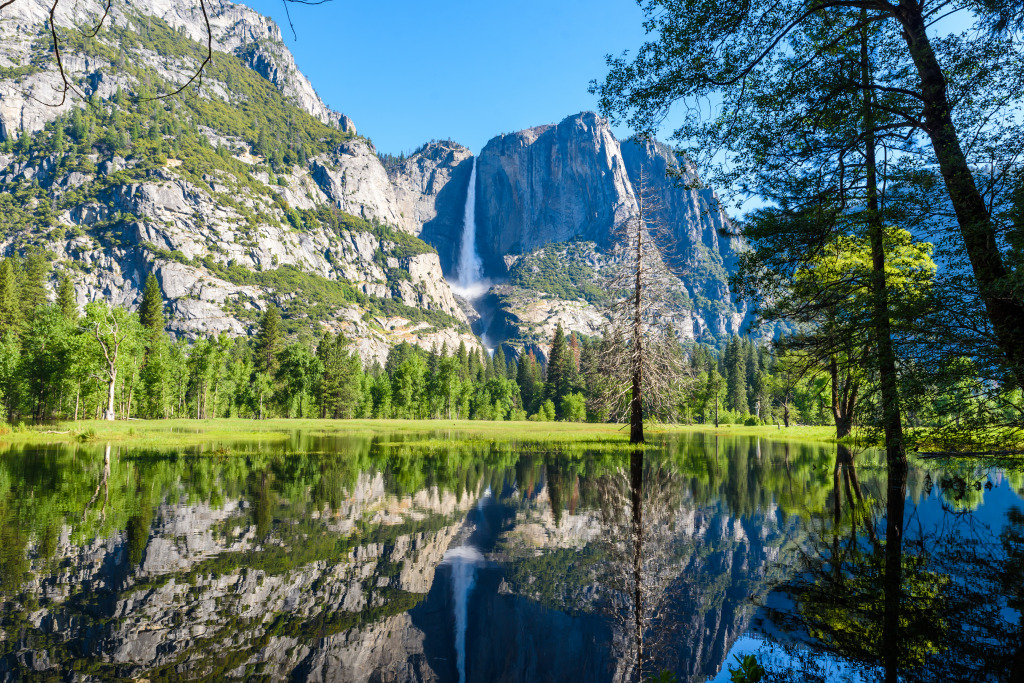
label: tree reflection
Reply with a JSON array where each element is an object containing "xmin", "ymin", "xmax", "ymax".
[
  {"xmin": 754, "ymin": 446, "xmax": 1024, "ymax": 682},
  {"xmin": 597, "ymin": 450, "xmax": 685, "ymax": 682}
]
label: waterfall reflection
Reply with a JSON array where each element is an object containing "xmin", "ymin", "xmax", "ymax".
[{"xmin": 0, "ymin": 437, "xmax": 1022, "ymax": 681}]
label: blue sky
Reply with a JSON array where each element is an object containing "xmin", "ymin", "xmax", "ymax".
[{"xmin": 241, "ymin": 0, "xmax": 649, "ymax": 155}]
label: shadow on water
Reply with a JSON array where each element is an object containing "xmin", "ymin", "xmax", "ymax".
[{"xmin": 0, "ymin": 434, "xmax": 1022, "ymax": 681}]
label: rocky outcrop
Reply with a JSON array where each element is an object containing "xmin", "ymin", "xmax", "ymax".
[
  {"xmin": 475, "ymin": 112, "xmax": 637, "ymax": 274},
  {"xmin": 389, "ymin": 140, "xmax": 475, "ymax": 272},
  {"xmin": 0, "ymin": 0, "xmax": 352, "ymax": 139},
  {"xmin": 458, "ymin": 113, "xmax": 748, "ymax": 349},
  {"xmin": 311, "ymin": 140, "xmax": 407, "ymax": 228},
  {"xmin": 16, "ymin": 156, "xmax": 476, "ymax": 362},
  {"xmin": 0, "ymin": 0, "xmax": 484, "ymax": 363}
]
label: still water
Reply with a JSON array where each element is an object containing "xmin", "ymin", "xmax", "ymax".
[{"xmin": 0, "ymin": 432, "xmax": 1019, "ymax": 682}]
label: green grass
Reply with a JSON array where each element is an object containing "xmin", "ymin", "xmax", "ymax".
[
  {"xmin": 654, "ymin": 423, "xmax": 840, "ymax": 444},
  {"xmin": 0, "ymin": 418, "xmax": 839, "ymax": 448}
]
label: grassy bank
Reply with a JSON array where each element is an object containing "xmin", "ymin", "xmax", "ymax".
[{"xmin": 0, "ymin": 418, "xmax": 840, "ymax": 448}]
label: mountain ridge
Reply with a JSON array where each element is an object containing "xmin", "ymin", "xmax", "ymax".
[{"xmin": 0, "ymin": 0, "xmax": 748, "ymax": 363}]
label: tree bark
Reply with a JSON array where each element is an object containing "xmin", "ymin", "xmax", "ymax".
[
  {"xmin": 104, "ymin": 366, "xmax": 117, "ymax": 421},
  {"xmin": 630, "ymin": 212, "xmax": 645, "ymax": 444},
  {"xmin": 863, "ymin": 13, "xmax": 906, "ymax": 468},
  {"xmin": 895, "ymin": 1, "xmax": 1024, "ymax": 388}
]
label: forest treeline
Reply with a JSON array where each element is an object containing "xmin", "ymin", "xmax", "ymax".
[{"xmin": 0, "ymin": 248, "xmax": 996, "ymax": 433}]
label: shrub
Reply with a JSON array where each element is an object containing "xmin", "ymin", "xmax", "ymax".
[{"xmin": 561, "ymin": 393, "xmax": 587, "ymax": 422}]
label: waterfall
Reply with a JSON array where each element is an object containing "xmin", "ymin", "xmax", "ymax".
[{"xmin": 455, "ymin": 158, "xmax": 484, "ymax": 295}]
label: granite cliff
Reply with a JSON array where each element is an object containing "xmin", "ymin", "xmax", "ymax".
[
  {"xmin": 0, "ymin": 0, "xmax": 747, "ymax": 363},
  {"xmin": 468, "ymin": 113, "xmax": 748, "ymax": 355},
  {"xmin": 0, "ymin": 0, "xmax": 480, "ymax": 363}
]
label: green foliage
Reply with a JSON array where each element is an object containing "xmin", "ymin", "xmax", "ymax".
[
  {"xmin": 253, "ymin": 306, "xmax": 283, "ymax": 375},
  {"xmin": 137, "ymin": 273, "xmax": 164, "ymax": 332},
  {"xmin": 561, "ymin": 392, "xmax": 587, "ymax": 422},
  {"xmin": 55, "ymin": 273, "xmax": 77, "ymax": 321},
  {"xmin": 728, "ymin": 654, "xmax": 764, "ymax": 683},
  {"xmin": 507, "ymin": 241, "xmax": 607, "ymax": 303}
]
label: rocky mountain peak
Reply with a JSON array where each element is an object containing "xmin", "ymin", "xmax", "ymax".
[{"xmin": 0, "ymin": 0, "xmax": 351, "ymax": 139}]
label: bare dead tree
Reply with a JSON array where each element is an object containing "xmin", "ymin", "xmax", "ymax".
[{"xmin": 597, "ymin": 166, "xmax": 687, "ymax": 444}]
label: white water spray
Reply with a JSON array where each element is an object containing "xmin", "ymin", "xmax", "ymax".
[{"xmin": 454, "ymin": 158, "xmax": 487, "ymax": 298}]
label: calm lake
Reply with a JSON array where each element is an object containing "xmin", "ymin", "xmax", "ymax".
[{"xmin": 0, "ymin": 432, "xmax": 1019, "ymax": 682}]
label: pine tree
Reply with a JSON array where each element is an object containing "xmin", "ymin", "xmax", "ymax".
[
  {"xmin": 564, "ymin": 333, "xmax": 581, "ymax": 396},
  {"xmin": 516, "ymin": 352, "xmax": 543, "ymax": 415},
  {"xmin": 545, "ymin": 324, "xmax": 569, "ymax": 410},
  {"xmin": 254, "ymin": 306, "xmax": 283, "ymax": 375},
  {"xmin": 20, "ymin": 250, "xmax": 50, "ymax": 313},
  {"xmin": 724, "ymin": 336, "xmax": 748, "ymax": 414},
  {"xmin": 493, "ymin": 346, "xmax": 507, "ymax": 380},
  {"xmin": 456, "ymin": 340, "xmax": 469, "ymax": 381},
  {"xmin": 138, "ymin": 273, "xmax": 165, "ymax": 332},
  {"xmin": 56, "ymin": 272, "xmax": 78, "ymax": 321},
  {"xmin": 745, "ymin": 340, "xmax": 759, "ymax": 414},
  {"xmin": 0, "ymin": 259, "xmax": 21, "ymax": 339}
]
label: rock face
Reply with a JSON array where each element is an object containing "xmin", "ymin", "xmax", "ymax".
[
  {"xmin": 0, "ymin": 0, "xmax": 481, "ymax": 363},
  {"xmin": 0, "ymin": 0, "xmax": 749, "ymax": 362},
  {"xmin": 311, "ymin": 140, "xmax": 407, "ymax": 228},
  {"xmin": 474, "ymin": 112, "xmax": 636, "ymax": 274},
  {"xmin": 462, "ymin": 113, "xmax": 748, "ymax": 351},
  {"xmin": 0, "ymin": 0, "xmax": 346, "ymax": 138},
  {"xmin": 389, "ymin": 140, "xmax": 475, "ymax": 272}
]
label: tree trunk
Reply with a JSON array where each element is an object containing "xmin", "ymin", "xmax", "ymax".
[
  {"xmin": 630, "ymin": 210, "xmax": 645, "ymax": 444},
  {"xmin": 74, "ymin": 383, "xmax": 80, "ymax": 421},
  {"xmin": 896, "ymin": 1, "xmax": 1024, "ymax": 388},
  {"xmin": 104, "ymin": 367, "xmax": 117, "ymax": 421},
  {"xmin": 863, "ymin": 14, "xmax": 906, "ymax": 468}
]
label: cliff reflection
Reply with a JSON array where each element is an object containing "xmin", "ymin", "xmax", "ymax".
[{"xmin": 0, "ymin": 434, "xmax": 1017, "ymax": 681}]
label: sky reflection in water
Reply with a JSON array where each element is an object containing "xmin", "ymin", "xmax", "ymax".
[{"xmin": 0, "ymin": 433, "xmax": 1019, "ymax": 682}]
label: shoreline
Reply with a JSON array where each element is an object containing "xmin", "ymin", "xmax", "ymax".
[{"xmin": 0, "ymin": 419, "xmax": 841, "ymax": 448}]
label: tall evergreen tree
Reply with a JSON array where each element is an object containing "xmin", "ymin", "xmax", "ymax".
[
  {"xmin": 724, "ymin": 337, "xmax": 748, "ymax": 414},
  {"xmin": 516, "ymin": 351, "xmax": 544, "ymax": 415},
  {"xmin": 314, "ymin": 332, "xmax": 362, "ymax": 419},
  {"xmin": 493, "ymin": 346, "xmax": 508, "ymax": 380},
  {"xmin": 545, "ymin": 324, "xmax": 569, "ymax": 410},
  {"xmin": 20, "ymin": 251, "xmax": 49, "ymax": 315},
  {"xmin": 138, "ymin": 273, "xmax": 165, "ymax": 333},
  {"xmin": 56, "ymin": 273, "xmax": 77, "ymax": 321},
  {"xmin": 253, "ymin": 306, "xmax": 283, "ymax": 375},
  {"xmin": 0, "ymin": 259, "xmax": 21, "ymax": 339}
]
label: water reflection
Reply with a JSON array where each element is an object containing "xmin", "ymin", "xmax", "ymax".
[{"xmin": 0, "ymin": 434, "xmax": 1020, "ymax": 681}]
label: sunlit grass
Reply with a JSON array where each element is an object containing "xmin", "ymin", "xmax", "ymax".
[{"xmin": 0, "ymin": 418, "xmax": 840, "ymax": 448}]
